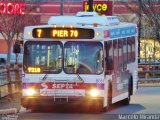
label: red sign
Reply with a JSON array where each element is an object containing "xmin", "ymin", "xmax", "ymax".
[
  {"xmin": 83, "ymin": 1, "xmax": 112, "ymax": 16},
  {"xmin": 0, "ymin": 2, "xmax": 25, "ymax": 15}
]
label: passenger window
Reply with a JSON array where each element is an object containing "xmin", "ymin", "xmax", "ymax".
[
  {"xmin": 131, "ymin": 37, "xmax": 136, "ymax": 62},
  {"xmin": 106, "ymin": 41, "xmax": 113, "ymax": 73},
  {"xmin": 118, "ymin": 39, "xmax": 123, "ymax": 69},
  {"xmin": 127, "ymin": 37, "xmax": 132, "ymax": 63},
  {"xmin": 113, "ymin": 40, "xmax": 118, "ymax": 71},
  {"xmin": 123, "ymin": 38, "xmax": 127, "ymax": 64}
]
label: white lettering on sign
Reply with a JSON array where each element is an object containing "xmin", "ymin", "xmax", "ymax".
[
  {"xmin": 41, "ymin": 82, "xmax": 48, "ymax": 89},
  {"xmin": 52, "ymin": 84, "xmax": 73, "ymax": 89},
  {"xmin": 40, "ymin": 83, "xmax": 74, "ymax": 89}
]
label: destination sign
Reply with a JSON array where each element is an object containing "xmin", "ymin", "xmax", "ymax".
[{"xmin": 32, "ymin": 28, "xmax": 94, "ymax": 39}]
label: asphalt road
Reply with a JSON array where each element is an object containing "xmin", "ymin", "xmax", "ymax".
[{"xmin": 8, "ymin": 87, "xmax": 160, "ymax": 120}]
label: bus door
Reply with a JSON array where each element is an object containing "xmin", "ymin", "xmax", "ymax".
[
  {"xmin": 105, "ymin": 40, "xmax": 119, "ymax": 97},
  {"xmin": 111, "ymin": 39, "xmax": 128, "ymax": 97},
  {"xmin": 118, "ymin": 39, "xmax": 129, "ymax": 95}
]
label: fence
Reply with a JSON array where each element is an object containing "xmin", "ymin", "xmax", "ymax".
[
  {"xmin": 0, "ymin": 66, "xmax": 21, "ymax": 98},
  {"xmin": 138, "ymin": 64, "xmax": 160, "ymax": 86},
  {"xmin": 138, "ymin": 64, "xmax": 160, "ymax": 80},
  {"xmin": 139, "ymin": 70, "xmax": 160, "ymax": 80}
]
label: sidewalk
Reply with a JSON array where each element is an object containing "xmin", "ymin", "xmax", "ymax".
[{"xmin": 0, "ymin": 93, "xmax": 21, "ymax": 112}]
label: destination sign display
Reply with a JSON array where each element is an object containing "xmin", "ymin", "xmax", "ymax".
[{"xmin": 32, "ymin": 28, "xmax": 94, "ymax": 39}]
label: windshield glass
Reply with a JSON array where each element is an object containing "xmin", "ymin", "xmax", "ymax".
[
  {"xmin": 64, "ymin": 41, "xmax": 103, "ymax": 74},
  {"xmin": 23, "ymin": 41, "xmax": 62, "ymax": 74}
]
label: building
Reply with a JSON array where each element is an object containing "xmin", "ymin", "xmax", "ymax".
[{"xmin": 0, "ymin": 0, "xmax": 159, "ymax": 64}]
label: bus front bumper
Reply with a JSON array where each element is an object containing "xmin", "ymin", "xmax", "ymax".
[{"xmin": 21, "ymin": 96, "xmax": 103, "ymax": 108}]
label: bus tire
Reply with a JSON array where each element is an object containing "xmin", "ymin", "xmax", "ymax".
[
  {"xmin": 30, "ymin": 106, "xmax": 40, "ymax": 112},
  {"xmin": 130, "ymin": 77, "xmax": 133, "ymax": 95},
  {"xmin": 106, "ymin": 82, "xmax": 112, "ymax": 111},
  {"xmin": 122, "ymin": 96, "xmax": 130, "ymax": 105}
]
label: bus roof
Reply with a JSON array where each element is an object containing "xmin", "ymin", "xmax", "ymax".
[
  {"xmin": 23, "ymin": 12, "xmax": 137, "ymax": 40},
  {"xmin": 48, "ymin": 12, "xmax": 120, "ymax": 26}
]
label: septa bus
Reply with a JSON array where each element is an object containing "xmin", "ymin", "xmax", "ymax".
[{"xmin": 21, "ymin": 12, "xmax": 138, "ymax": 112}]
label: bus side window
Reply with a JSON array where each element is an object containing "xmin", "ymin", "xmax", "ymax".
[
  {"xmin": 131, "ymin": 37, "xmax": 136, "ymax": 62},
  {"xmin": 113, "ymin": 40, "xmax": 118, "ymax": 72},
  {"xmin": 123, "ymin": 38, "xmax": 127, "ymax": 69},
  {"xmin": 127, "ymin": 37, "xmax": 132, "ymax": 63},
  {"xmin": 106, "ymin": 41, "xmax": 113, "ymax": 74},
  {"xmin": 118, "ymin": 39, "xmax": 123, "ymax": 69}
]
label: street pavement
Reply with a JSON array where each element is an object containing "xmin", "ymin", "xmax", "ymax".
[{"xmin": 1, "ymin": 87, "xmax": 160, "ymax": 120}]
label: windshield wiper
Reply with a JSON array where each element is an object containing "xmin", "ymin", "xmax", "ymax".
[
  {"xmin": 76, "ymin": 72, "xmax": 84, "ymax": 83},
  {"xmin": 42, "ymin": 74, "xmax": 48, "ymax": 81}
]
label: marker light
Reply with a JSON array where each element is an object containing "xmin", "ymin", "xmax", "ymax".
[
  {"xmin": 53, "ymin": 25, "xmax": 57, "ymax": 28},
  {"xmin": 96, "ymin": 32, "xmax": 100, "ymax": 36},
  {"xmin": 26, "ymin": 88, "xmax": 37, "ymax": 96},
  {"xmin": 27, "ymin": 32, "xmax": 31, "ymax": 36},
  {"xmin": 89, "ymin": 89, "xmax": 99, "ymax": 97},
  {"xmin": 62, "ymin": 25, "xmax": 65, "ymax": 28},
  {"xmin": 93, "ymin": 23, "xmax": 98, "ymax": 27},
  {"xmin": 70, "ymin": 25, "xmax": 74, "ymax": 28}
]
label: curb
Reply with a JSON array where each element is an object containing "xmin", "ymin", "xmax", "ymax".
[
  {"xmin": 0, "ymin": 108, "xmax": 17, "ymax": 114},
  {"xmin": 139, "ymin": 84, "xmax": 160, "ymax": 87}
]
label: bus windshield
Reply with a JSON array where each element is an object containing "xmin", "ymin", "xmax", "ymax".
[
  {"xmin": 23, "ymin": 41, "xmax": 62, "ymax": 73},
  {"xmin": 64, "ymin": 41, "xmax": 103, "ymax": 74}
]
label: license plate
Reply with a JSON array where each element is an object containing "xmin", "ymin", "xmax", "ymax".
[{"xmin": 40, "ymin": 89, "xmax": 85, "ymax": 96}]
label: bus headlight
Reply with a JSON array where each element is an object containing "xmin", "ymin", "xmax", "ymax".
[
  {"xmin": 89, "ymin": 89, "xmax": 99, "ymax": 97},
  {"xmin": 25, "ymin": 88, "xmax": 38, "ymax": 96}
]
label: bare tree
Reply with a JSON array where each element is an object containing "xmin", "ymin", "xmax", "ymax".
[
  {"xmin": 0, "ymin": 0, "xmax": 39, "ymax": 68},
  {"xmin": 123, "ymin": 0, "xmax": 160, "ymax": 63},
  {"xmin": 125, "ymin": 0, "xmax": 160, "ymax": 40}
]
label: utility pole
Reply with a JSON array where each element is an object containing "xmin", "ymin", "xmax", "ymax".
[
  {"xmin": 60, "ymin": 0, "xmax": 63, "ymax": 15},
  {"xmin": 88, "ymin": 0, "xmax": 93, "ymax": 12},
  {"xmin": 138, "ymin": 0, "xmax": 142, "ymax": 63}
]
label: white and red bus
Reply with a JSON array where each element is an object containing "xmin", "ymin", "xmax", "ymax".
[{"xmin": 21, "ymin": 12, "xmax": 138, "ymax": 112}]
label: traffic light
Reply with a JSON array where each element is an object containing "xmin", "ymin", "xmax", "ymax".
[{"xmin": 88, "ymin": 0, "xmax": 93, "ymax": 12}]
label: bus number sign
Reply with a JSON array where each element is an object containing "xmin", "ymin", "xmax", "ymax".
[
  {"xmin": 28, "ymin": 67, "xmax": 41, "ymax": 73},
  {"xmin": 32, "ymin": 28, "xmax": 94, "ymax": 39}
]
